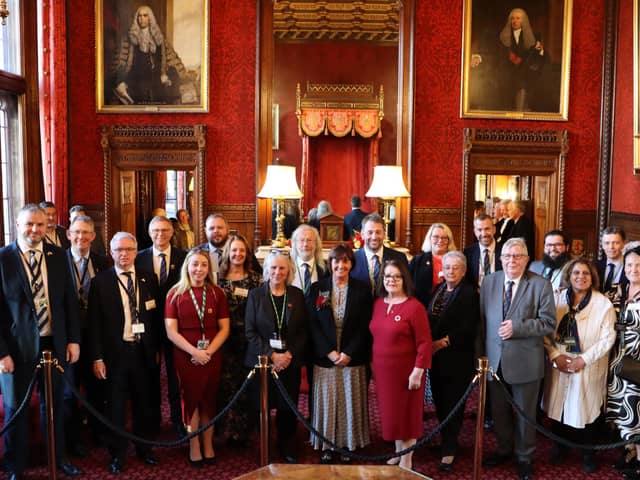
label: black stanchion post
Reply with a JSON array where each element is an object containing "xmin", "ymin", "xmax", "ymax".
[
  {"xmin": 256, "ymin": 354, "xmax": 269, "ymax": 466},
  {"xmin": 41, "ymin": 350, "xmax": 57, "ymax": 480},
  {"xmin": 473, "ymin": 356, "xmax": 489, "ymax": 480}
]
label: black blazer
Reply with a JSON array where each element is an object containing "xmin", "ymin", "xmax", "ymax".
[
  {"xmin": 427, "ymin": 279, "xmax": 479, "ymax": 374},
  {"xmin": 244, "ymin": 283, "xmax": 307, "ymax": 368},
  {"xmin": 507, "ymin": 215, "xmax": 534, "ymax": 254},
  {"xmin": 350, "ymin": 246, "xmax": 408, "ymax": 292},
  {"xmin": 307, "ymin": 277, "xmax": 372, "ymax": 367},
  {"xmin": 409, "ymin": 252, "xmax": 441, "ymax": 309},
  {"xmin": 88, "ymin": 268, "xmax": 159, "ymax": 369},
  {"xmin": 596, "ymin": 258, "xmax": 627, "ymax": 293},
  {"xmin": 66, "ymin": 249, "xmax": 110, "ymax": 329},
  {"xmin": 0, "ymin": 242, "xmax": 80, "ymax": 363},
  {"xmin": 494, "ymin": 218, "xmax": 512, "ymax": 246},
  {"xmin": 343, "ymin": 208, "xmax": 367, "ymax": 240},
  {"xmin": 463, "ymin": 242, "xmax": 503, "ymax": 288},
  {"xmin": 135, "ymin": 246, "xmax": 187, "ymax": 309}
]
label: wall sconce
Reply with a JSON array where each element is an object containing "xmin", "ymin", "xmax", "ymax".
[
  {"xmin": 0, "ymin": 1, "xmax": 8, "ymax": 25},
  {"xmin": 257, "ymin": 165, "xmax": 303, "ymax": 248},
  {"xmin": 365, "ymin": 165, "xmax": 410, "ymax": 246}
]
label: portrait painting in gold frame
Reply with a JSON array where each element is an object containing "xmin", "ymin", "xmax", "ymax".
[
  {"xmin": 96, "ymin": 0, "xmax": 209, "ymax": 113},
  {"xmin": 460, "ymin": 0, "xmax": 572, "ymax": 121}
]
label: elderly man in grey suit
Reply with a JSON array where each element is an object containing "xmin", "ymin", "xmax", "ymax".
[{"xmin": 479, "ymin": 237, "xmax": 555, "ymax": 480}]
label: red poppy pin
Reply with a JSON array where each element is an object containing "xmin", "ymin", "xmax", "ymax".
[{"xmin": 316, "ymin": 291, "xmax": 331, "ymax": 311}]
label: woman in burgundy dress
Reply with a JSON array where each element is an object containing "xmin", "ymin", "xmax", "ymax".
[
  {"xmin": 165, "ymin": 248, "xmax": 230, "ymax": 467},
  {"xmin": 370, "ymin": 259, "xmax": 432, "ymax": 470}
]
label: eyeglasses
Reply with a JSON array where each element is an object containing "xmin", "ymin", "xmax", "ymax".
[
  {"xmin": 150, "ymin": 228, "xmax": 172, "ymax": 234},
  {"xmin": 431, "ymin": 235, "xmax": 449, "ymax": 242},
  {"xmin": 544, "ymin": 243, "xmax": 565, "ymax": 248},
  {"xmin": 112, "ymin": 247, "xmax": 136, "ymax": 253},
  {"xmin": 501, "ymin": 253, "xmax": 527, "ymax": 260},
  {"xmin": 383, "ymin": 274, "xmax": 403, "ymax": 281},
  {"xmin": 270, "ymin": 249, "xmax": 290, "ymax": 257},
  {"xmin": 443, "ymin": 265, "xmax": 463, "ymax": 271}
]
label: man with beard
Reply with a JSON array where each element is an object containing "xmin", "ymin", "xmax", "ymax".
[
  {"xmin": 198, "ymin": 214, "xmax": 261, "ymax": 282},
  {"xmin": 528, "ymin": 230, "xmax": 570, "ymax": 292},
  {"xmin": 465, "ymin": 214, "xmax": 503, "ymax": 289}
]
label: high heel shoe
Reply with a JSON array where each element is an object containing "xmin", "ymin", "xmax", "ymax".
[
  {"xmin": 188, "ymin": 457, "xmax": 204, "ymax": 468},
  {"xmin": 438, "ymin": 456, "xmax": 455, "ymax": 472},
  {"xmin": 203, "ymin": 456, "xmax": 217, "ymax": 466}
]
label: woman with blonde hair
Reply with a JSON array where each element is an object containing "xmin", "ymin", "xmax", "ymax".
[{"xmin": 165, "ymin": 248, "xmax": 230, "ymax": 467}]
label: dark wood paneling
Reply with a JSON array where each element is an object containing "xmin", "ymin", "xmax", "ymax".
[
  {"xmin": 208, "ymin": 203, "xmax": 256, "ymax": 248},
  {"xmin": 411, "ymin": 207, "xmax": 462, "ymax": 255},
  {"xmin": 610, "ymin": 211, "xmax": 640, "ymax": 243},
  {"xmin": 563, "ymin": 210, "xmax": 598, "ymax": 260}
]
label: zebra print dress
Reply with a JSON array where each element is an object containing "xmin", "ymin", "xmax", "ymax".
[{"xmin": 606, "ymin": 290, "xmax": 640, "ymax": 439}]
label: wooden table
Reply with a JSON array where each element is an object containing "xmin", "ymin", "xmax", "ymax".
[{"xmin": 233, "ymin": 464, "xmax": 432, "ymax": 480}]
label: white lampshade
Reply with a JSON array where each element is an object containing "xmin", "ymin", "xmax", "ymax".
[
  {"xmin": 365, "ymin": 165, "xmax": 410, "ymax": 199},
  {"xmin": 257, "ymin": 165, "xmax": 303, "ymax": 199}
]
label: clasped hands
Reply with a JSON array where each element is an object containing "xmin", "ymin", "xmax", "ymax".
[
  {"xmin": 327, "ymin": 350, "xmax": 351, "ymax": 367},
  {"xmin": 554, "ymin": 354, "xmax": 585, "ymax": 374},
  {"xmin": 191, "ymin": 349, "xmax": 211, "ymax": 366},
  {"xmin": 271, "ymin": 351, "xmax": 292, "ymax": 372}
]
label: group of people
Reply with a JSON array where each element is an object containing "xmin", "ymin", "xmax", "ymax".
[{"xmin": 2, "ymin": 200, "xmax": 640, "ymax": 480}]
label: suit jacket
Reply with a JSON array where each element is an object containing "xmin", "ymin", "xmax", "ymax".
[
  {"xmin": 244, "ymin": 283, "xmax": 307, "ymax": 368},
  {"xmin": 507, "ymin": 215, "xmax": 534, "ymax": 255},
  {"xmin": 463, "ymin": 242, "xmax": 503, "ymax": 288},
  {"xmin": 596, "ymin": 258, "xmax": 627, "ymax": 294},
  {"xmin": 307, "ymin": 277, "xmax": 372, "ymax": 367},
  {"xmin": 494, "ymin": 218, "xmax": 512, "ymax": 245},
  {"xmin": 479, "ymin": 270, "xmax": 555, "ymax": 384},
  {"xmin": 135, "ymin": 246, "xmax": 187, "ymax": 306},
  {"xmin": 88, "ymin": 268, "xmax": 159, "ymax": 370},
  {"xmin": 55, "ymin": 225, "xmax": 71, "ymax": 250},
  {"xmin": 350, "ymin": 246, "xmax": 408, "ymax": 293},
  {"xmin": 0, "ymin": 242, "xmax": 80, "ymax": 364},
  {"xmin": 408, "ymin": 252, "xmax": 440, "ymax": 309},
  {"xmin": 343, "ymin": 208, "xmax": 367, "ymax": 240},
  {"xmin": 66, "ymin": 249, "xmax": 110, "ymax": 330},
  {"xmin": 528, "ymin": 259, "xmax": 566, "ymax": 292},
  {"xmin": 428, "ymin": 279, "xmax": 479, "ymax": 374}
]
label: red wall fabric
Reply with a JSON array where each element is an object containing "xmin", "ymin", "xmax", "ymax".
[
  {"xmin": 413, "ymin": 0, "xmax": 605, "ymax": 211},
  {"xmin": 612, "ymin": 0, "xmax": 640, "ymax": 214},
  {"xmin": 67, "ymin": 0, "xmax": 257, "ymax": 205}
]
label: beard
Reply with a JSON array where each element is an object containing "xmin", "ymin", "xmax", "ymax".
[
  {"xmin": 542, "ymin": 252, "xmax": 570, "ymax": 270},
  {"xmin": 209, "ymin": 238, "xmax": 227, "ymax": 249}
]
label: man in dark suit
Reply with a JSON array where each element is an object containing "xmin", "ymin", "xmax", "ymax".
[
  {"xmin": 342, "ymin": 195, "xmax": 367, "ymax": 240},
  {"xmin": 505, "ymin": 200, "xmax": 534, "ymax": 256},
  {"xmin": 64, "ymin": 214, "xmax": 110, "ymax": 456},
  {"xmin": 596, "ymin": 226, "xmax": 627, "ymax": 300},
  {"xmin": 199, "ymin": 213, "xmax": 261, "ymax": 279},
  {"xmin": 89, "ymin": 232, "xmax": 161, "ymax": 474},
  {"xmin": 479, "ymin": 237, "xmax": 555, "ymax": 480},
  {"xmin": 39, "ymin": 200, "xmax": 71, "ymax": 249},
  {"xmin": 494, "ymin": 200, "xmax": 513, "ymax": 246},
  {"xmin": 135, "ymin": 215, "xmax": 187, "ymax": 436},
  {"xmin": 528, "ymin": 229, "xmax": 570, "ymax": 292},
  {"xmin": 0, "ymin": 204, "xmax": 82, "ymax": 479},
  {"xmin": 464, "ymin": 214, "xmax": 503, "ymax": 289},
  {"xmin": 69, "ymin": 204, "xmax": 107, "ymax": 256},
  {"xmin": 350, "ymin": 213, "xmax": 408, "ymax": 294}
]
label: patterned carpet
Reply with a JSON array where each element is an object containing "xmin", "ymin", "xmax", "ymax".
[{"xmin": 12, "ymin": 377, "xmax": 628, "ymax": 479}]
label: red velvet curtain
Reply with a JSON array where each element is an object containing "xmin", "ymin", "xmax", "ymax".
[{"xmin": 306, "ymin": 136, "xmax": 373, "ymax": 216}]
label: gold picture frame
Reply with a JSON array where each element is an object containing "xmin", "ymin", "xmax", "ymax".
[
  {"xmin": 460, "ymin": 0, "xmax": 573, "ymax": 121},
  {"xmin": 634, "ymin": 0, "xmax": 640, "ymax": 174},
  {"xmin": 95, "ymin": 0, "xmax": 209, "ymax": 113}
]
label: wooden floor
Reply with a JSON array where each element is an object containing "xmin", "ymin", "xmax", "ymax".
[{"xmin": 234, "ymin": 463, "xmax": 433, "ymax": 479}]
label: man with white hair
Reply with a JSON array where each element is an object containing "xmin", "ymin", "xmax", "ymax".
[{"xmin": 112, "ymin": 5, "xmax": 188, "ymax": 105}]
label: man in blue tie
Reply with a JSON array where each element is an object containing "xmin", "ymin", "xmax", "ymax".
[
  {"xmin": 596, "ymin": 226, "xmax": 627, "ymax": 299},
  {"xmin": 479, "ymin": 237, "xmax": 555, "ymax": 480},
  {"xmin": 0, "ymin": 204, "xmax": 82, "ymax": 479}
]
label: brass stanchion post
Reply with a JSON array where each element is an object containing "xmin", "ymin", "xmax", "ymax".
[
  {"xmin": 256, "ymin": 355, "xmax": 270, "ymax": 466},
  {"xmin": 473, "ymin": 357, "xmax": 489, "ymax": 480},
  {"xmin": 41, "ymin": 350, "xmax": 57, "ymax": 480}
]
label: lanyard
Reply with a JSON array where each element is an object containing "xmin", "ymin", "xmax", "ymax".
[
  {"xmin": 269, "ymin": 289, "xmax": 287, "ymax": 337},
  {"xmin": 22, "ymin": 249, "xmax": 44, "ymax": 288},
  {"xmin": 116, "ymin": 274, "xmax": 138, "ymax": 318},
  {"xmin": 189, "ymin": 286, "xmax": 208, "ymax": 337},
  {"xmin": 72, "ymin": 257, "xmax": 89, "ymax": 292}
]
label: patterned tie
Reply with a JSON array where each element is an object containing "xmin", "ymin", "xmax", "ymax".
[
  {"xmin": 303, "ymin": 263, "xmax": 311, "ymax": 297},
  {"xmin": 483, "ymin": 249, "xmax": 490, "ymax": 277},
  {"xmin": 604, "ymin": 263, "xmax": 615, "ymax": 291},
  {"xmin": 503, "ymin": 280, "xmax": 514, "ymax": 320},
  {"xmin": 29, "ymin": 250, "xmax": 49, "ymax": 332},
  {"xmin": 79, "ymin": 257, "xmax": 91, "ymax": 305},
  {"xmin": 372, "ymin": 254, "xmax": 381, "ymax": 283},
  {"xmin": 159, "ymin": 253, "xmax": 167, "ymax": 285},
  {"xmin": 122, "ymin": 272, "xmax": 139, "ymax": 341}
]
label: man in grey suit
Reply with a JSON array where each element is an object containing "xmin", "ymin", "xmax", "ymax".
[{"xmin": 479, "ymin": 237, "xmax": 555, "ymax": 480}]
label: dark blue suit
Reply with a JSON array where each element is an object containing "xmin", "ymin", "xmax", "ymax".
[
  {"xmin": 343, "ymin": 208, "xmax": 367, "ymax": 240},
  {"xmin": 135, "ymin": 246, "xmax": 187, "ymax": 429},
  {"xmin": 350, "ymin": 247, "xmax": 408, "ymax": 295},
  {"xmin": 463, "ymin": 242, "xmax": 503, "ymax": 288},
  {"xmin": 0, "ymin": 241, "xmax": 80, "ymax": 474}
]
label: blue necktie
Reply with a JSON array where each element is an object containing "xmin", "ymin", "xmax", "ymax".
[
  {"xmin": 373, "ymin": 254, "xmax": 381, "ymax": 283},
  {"xmin": 303, "ymin": 263, "xmax": 311, "ymax": 297},
  {"xmin": 159, "ymin": 253, "xmax": 167, "ymax": 285},
  {"xmin": 604, "ymin": 263, "xmax": 614, "ymax": 291},
  {"xmin": 483, "ymin": 249, "xmax": 490, "ymax": 277},
  {"xmin": 503, "ymin": 280, "xmax": 514, "ymax": 319}
]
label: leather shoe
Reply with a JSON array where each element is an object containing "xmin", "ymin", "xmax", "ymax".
[
  {"xmin": 320, "ymin": 451, "xmax": 333, "ymax": 464},
  {"xmin": 438, "ymin": 456, "xmax": 455, "ymax": 472},
  {"xmin": 517, "ymin": 461, "xmax": 533, "ymax": 480},
  {"xmin": 483, "ymin": 452, "xmax": 512, "ymax": 467},
  {"xmin": 58, "ymin": 461, "xmax": 82, "ymax": 476},
  {"xmin": 137, "ymin": 450, "xmax": 159, "ymax": 466},
  {"xmin": 108, "ymin": 457, "xmax": 124, "ymax": 474}
]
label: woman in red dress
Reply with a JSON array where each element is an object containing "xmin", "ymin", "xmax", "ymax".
[
  {"xmin": 165, "ymin": 248, "xmax": 230, "ymax": 467},
  {"xmin": 370, "ymin": 259, "xmax": 432, "ymax": 470}
]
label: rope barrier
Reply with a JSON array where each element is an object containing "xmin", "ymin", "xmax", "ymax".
[
  {"xmin": 0, "ymin": 365, "xmax": 41, "ymax": 436},
  {"xmin": 56, "ymin": 363, "xmax": 256, "ymax": 447},
  {"xmin": 270, "ymin": 368, "xmax": 478, "ymax": 462},
  {"xmin": 491, "ymin": 371, "xmax": 640, "ymax": 451}
]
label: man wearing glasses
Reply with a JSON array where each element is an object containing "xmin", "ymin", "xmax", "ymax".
[
  {"xmin": 528, "ymin": 230, "xmax": 571, "ymax": 292},
  {"xmin": 479, "ymin": 237, "xmax": 555, "ymax": 480}
]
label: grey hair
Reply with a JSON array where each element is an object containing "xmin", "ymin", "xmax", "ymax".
[
  {"xmin": 69, "ymin": 215, "xmax": 95, "ymax": 231},
  {"xmin": 110, "ymin": 231, "xmax": 138, "ymax": 250},
  {"xmin": 500, "ymin": 8, "xmax": 536, "ymax": 49},
  {"xmin": 290, "ymin": 224, "xmax": 326, "ymax": 271},
  {"xmin": 262, "ymin": 251, "xmax": 296, "ymax": 285},
  {"xmin": 502, "ymin": 237, "xmax": 528, "ymax": 256},
  {"xmin": 421, "ymin": 223, "xmax": 457, "ymax": 253},
  {"xmin": 442, "ymin": 250, "xmax": 467, "ymax": 271},
  {"xmin": 129, "ymin": 5, "xmax": 164, "ymax": 53}
]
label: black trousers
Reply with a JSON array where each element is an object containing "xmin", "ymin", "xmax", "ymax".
[{"xmin": 430, "ymin": 368, "xmax": 472, "ymax": 456}]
